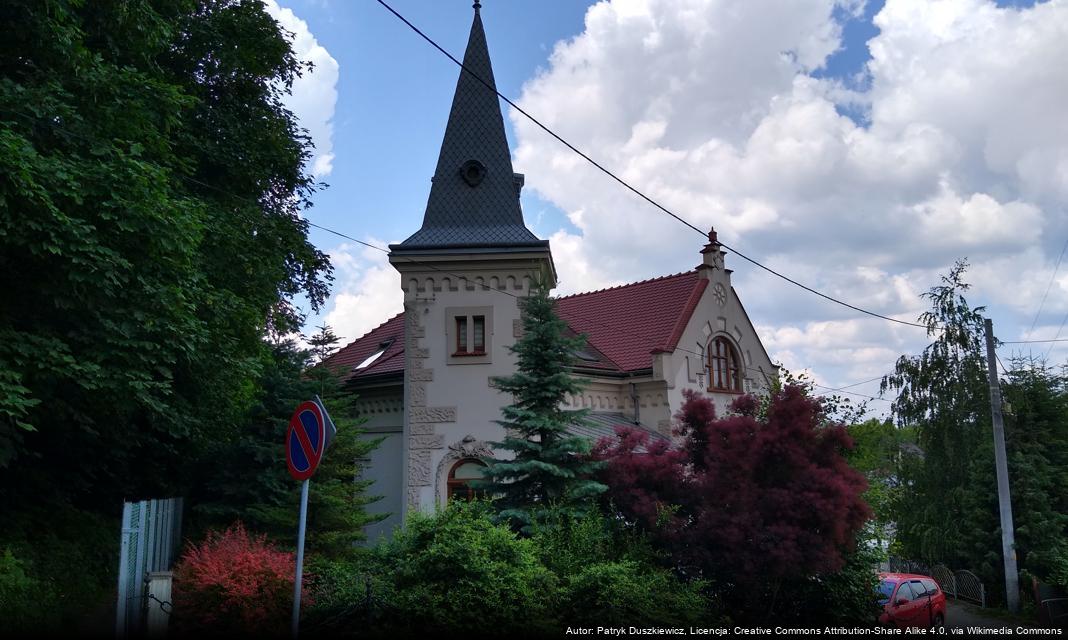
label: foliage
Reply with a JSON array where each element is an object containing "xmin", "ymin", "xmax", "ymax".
[
  {"xmin": 370, "ymin": 501, "xmax": 556, "ymax": 635},
  {"xmin": 771, "ymin": 541, "xmax": 882, "ymax": 624},
  {"xmin": 190, "ymin": 333, "xmax": 382, "ymax": 559},
  {"xmin": 958, "ymin": 360, "xmax": 1068, "ymax": 594},
  {"xmin": 529, "ymin": 510, "xmax": 710, "ymax": 627},
  {"xmin": 173, "ymin": 522, "xmax": 305, "ymax": 635},
  {"xmin": 880, "ymin": 260, "xmax": 991, "ymax": 563},
  {"xmin": 477, "ymin": 283, "xmax": 606, "ymax": 533},
  {"xmin": 0, "ymin": 505, "xmax": 118, "ymax": 635},
  {"xmin": 596, "ymin": 386, "xmax": 871, "ymax": 619},
  {"xmin": 0, "ymin": 549, "xmax": 37, "ymax": 629},
  {"xmin": 846, "ymin": 418, "xmax": 912, "ymax": 553},
  {"xmin": 881, "ymin": 261, "xmax": 1068, "ymax": 603},
  {"xmin": 307, "ymin": 504, "xmax": 713, "ymax": 636},
  {"xmin": 0, "ymin": 0, "xmax": 331, "ymax": 510}
]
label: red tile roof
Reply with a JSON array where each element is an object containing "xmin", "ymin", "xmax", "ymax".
[
  {"xmin": 324, "ymin": 312, "xmax": 405, "ymax": 382},
  {"xmin": 557, "ymin": 271, "xmax": 706, "ymax": 372},
  {"xmin": 325, "ymin": 270, "xmax": 710, "ymax": 379}
]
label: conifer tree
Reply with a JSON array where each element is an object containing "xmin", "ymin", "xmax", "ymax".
[{"xmin": 478, "ymin": 284, "xmax": 606, "ymax": 533}]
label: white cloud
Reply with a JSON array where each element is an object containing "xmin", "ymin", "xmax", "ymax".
[
  {"xmin": 322, "ymin": 241, "xmax": 403, "ymax": 343},
  {"xmin": 511, "ymin": 0, "xmax": 1068, "ymax": 388},
  {"xmin": 263, "ymin": 1, "xmax": 339, "ymax": 178}
]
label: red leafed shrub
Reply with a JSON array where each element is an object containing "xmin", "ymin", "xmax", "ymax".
[
  {"xmin": 172, "ymin": 522, "xmax": 306, "ymax": 635},
  {"xmin": 595, "ymin": 386, "xmax": 871, "ymax": 614}
]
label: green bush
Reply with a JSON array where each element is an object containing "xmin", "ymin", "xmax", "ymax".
[
  {"xmin": 531, "ymin": 511, "xmax": 709, "ymax": 626},
  {"xmin": 0, "ymin": 506, "xmax": 117, "ymax": 635},
  {"xmin": 308, "ymin": 504, "xmax": 714, "ymax": 636},
  {"xmin": 379, "ymin": 501, "xmax": 556, "ymax": 634},
  {"xmin": 0, "ymin": 549, "xmax": 38, "ymax": 628}
]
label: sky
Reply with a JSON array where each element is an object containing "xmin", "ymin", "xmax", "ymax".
[{"xmin": 265, "ymin": 0, "xmax": 1068, "ymax": 416}]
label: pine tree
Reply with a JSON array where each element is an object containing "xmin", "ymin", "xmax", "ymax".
[{"xmin": 477, "ymin": 284, "xmax": 606, "ymax": 533}]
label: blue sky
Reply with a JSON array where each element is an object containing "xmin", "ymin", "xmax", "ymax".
[{"xmin": 269, "ymin": 0, "xmax": 1068, "ymax": 414}]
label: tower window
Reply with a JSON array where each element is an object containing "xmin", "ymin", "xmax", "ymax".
[
  {"xmin": 472, "ymin": 315, "xmax": 485, "ymax": 352},
  {"xmin": 708, "ymin": 337, "xmax": 742, "ymax": 393},
  {"xmin": 456, "ymin": 316, "xmax": 468, "ymax": 353},
  {"xmin": 447, "ymin": 307, "xmax": 493, "ymax": 364}
]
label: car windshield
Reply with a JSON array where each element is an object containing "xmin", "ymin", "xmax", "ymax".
[{"xmin": 876, "ymin": 579, "xmax": 897, "ymax": 605}]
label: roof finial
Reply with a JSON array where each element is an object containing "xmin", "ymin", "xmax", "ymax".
[{"xmin": 473, "ymin": 1, "xmax": 481, "ymax": 14}]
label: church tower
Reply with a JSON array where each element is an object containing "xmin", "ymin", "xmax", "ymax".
[{"xmin": 388, "ymin": 3, "xmax": 554, "ymax": 515}]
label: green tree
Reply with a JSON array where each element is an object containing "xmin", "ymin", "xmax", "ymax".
[
  {"xmin": 958, "ymin": 360, "xmax": 1068, "ymax": 592},
  {"xmin": 0, "ymin": 0, "xmax": 330, "ymax": 510},
  {"xmin": 881, "ymin": 260, "xmax": 991, "ymax": 564},
  {"xmin": 476, "ymin": 284, "xmax": 606, "ymax": 533},
  {"xmin": 191, "ymin": 334, "xmax": 382, "ymax": 559}
]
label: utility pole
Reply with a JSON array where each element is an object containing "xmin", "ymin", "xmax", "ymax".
[{"xmin": 984, "ymin": 318, "xmax": 1020, "ymax": 613}]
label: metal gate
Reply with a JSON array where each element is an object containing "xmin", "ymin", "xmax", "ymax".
[
  {"xmin": 115, "ymin": 497, "xmax": 183, "ymax": 637},
  {"xmin": 932, "ymin": 565, "xmax": 956, "ymax": 597}
]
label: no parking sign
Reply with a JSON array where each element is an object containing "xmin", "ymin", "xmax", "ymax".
[
  {"xmin": 285, "ymin": 397, "xmax": 336, "ymax": 481},
  {"xmin": 285, "ymin": 395, "xmax": 336, "ymax": 638}
]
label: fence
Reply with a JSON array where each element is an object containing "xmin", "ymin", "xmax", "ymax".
[
  {"xmin": 115, "ymin": 497, "xmax": 184, "ymax": 637},
  {"xmin": 888, "ymin": 559, "xmax": 986, "ymax": 607}
]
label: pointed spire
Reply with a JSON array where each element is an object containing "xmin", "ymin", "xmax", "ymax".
[{"xmin": 393, "ymin": 3, "xmax": 546, "ymax": 252}]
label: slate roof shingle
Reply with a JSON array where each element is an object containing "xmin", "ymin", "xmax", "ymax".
[{"xmin": 391, "ymin": 10, "xmax": 546, "ymax": 251}]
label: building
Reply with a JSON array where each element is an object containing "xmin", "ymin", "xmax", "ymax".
[{"xmin": 324, "ymin": 4, "xmax": 778, "ymax": 540}]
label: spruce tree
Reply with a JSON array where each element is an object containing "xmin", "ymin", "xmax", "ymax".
[{"xmin": 478, "ymin": 284, "xmax": 606, "ymax": 533}]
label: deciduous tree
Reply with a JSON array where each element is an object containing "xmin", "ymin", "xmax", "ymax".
[{"xmin": 596, "ymin": 386, "xmax": 870, "ymax": 617}]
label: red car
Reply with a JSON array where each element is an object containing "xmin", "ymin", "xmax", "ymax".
[{"xmin": 877, "ymin": 572, "xmax": 947, "ymax": 629}]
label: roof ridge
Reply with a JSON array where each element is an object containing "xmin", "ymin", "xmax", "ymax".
[{"xmin": 555, "ymin": 270, "xmax": 697, "ymax": 301}]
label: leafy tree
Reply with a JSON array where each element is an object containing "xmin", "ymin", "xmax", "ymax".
[
  {"xmin": 596, "ymin": 387, "xmax": 870, "ymax": 618},
  {"xmin": 0, "ymin": 0, "xmax": 331, "ymax": 510},
  {"xmin": 190, "ymin": 336, "xmax": 382, "ymax": 559},
  {"xmin": 476, "ymin": 284, "xmax": 606, "ymax": 533},
  {"xmin": 881, "ymin": 262, "xmax": 1068, "ymax": 601},
  {"xmin": 958, "ymin": 360, "xmax": 1068, "ymax": 593},
  {"xmin": 880, "ymin": 260, "xmax": 991, "ymax": 564},
  {"xmin": 846, "ymin": 418, "xmax": 912, "ymax": 553}
]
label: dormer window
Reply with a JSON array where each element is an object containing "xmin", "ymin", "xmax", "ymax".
[
  {"xmin": 708, "ymin": 336, "xmax": 742, "ymax": 393},
  {"xmin": 355, "ymin": 339, "xmax": 394, "ymax": 370}
]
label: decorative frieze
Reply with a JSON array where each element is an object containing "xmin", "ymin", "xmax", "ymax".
[
  {"xmin": 409, "ymin": 422, "xmax": 435, "ymax": 436},
  {"xmin": 410, "ymin": 406, "xmax": 456, "ymax": 423},
  {"xmin": 410, "ymin": 369, "xmax": 434, "ymax": 382},
  {"xmin": 409, "ymin": 382, "xmax": 426, "ymax": 406},
  {"xmin": 409, "ymin": 449, "xmax": 432, "ymax": 486},
  {"xmin": 410, "ymin": 434, "xmax": 445, "ymax": 449}
]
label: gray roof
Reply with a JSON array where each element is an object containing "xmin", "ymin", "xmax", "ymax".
[
  {"xmin": 391, "ymin": 8, "xmax": 548, "ymax": 252},
  {"xmin": 568, "ymin": 412, "xmax": 670, "ymax": 448}
]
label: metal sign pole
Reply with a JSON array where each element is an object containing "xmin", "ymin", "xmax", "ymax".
[{"xmin": 291, "ymin": 478, "xmax": 310, "ymax": 638}]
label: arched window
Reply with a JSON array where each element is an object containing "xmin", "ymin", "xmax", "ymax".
[
  {"xmin": 708, "ymin": 337, "xmax": 742, "ymax": 392},
  {"xmin": 447, "ymin": 458, "xmax": 487, "ymax": 502}
]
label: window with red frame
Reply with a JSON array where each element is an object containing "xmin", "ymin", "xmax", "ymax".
[
  {"xmin": 455, "ymin": 315, "xmax": 486, "ymax": 355},
  {"xmin": 447, "ymin": 458, "xmax": 487, "ymax": 502},
  {"xmin": 708, "ymin": 337, "xmax": 742, "ymax": 392}
]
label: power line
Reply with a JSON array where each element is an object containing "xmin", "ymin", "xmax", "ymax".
[
  {"xmin": 374, "ymin": 0, "xmax": 929, "ymax": 330},
  {"xmin": 0, "ymin": 105, "xmax": 783, "ymax": 381},
  {"xmin": 1001, "ymin": 337, "xmax": 1068, "ymax": 344},
  {"xmin": 1045, "ymin": 311, "xmax": 1068, "ymax": 360},
  {"xmin": 1026, "ymin": 238, "xmax": 1068, "ymax": 338},
  {"xmin": 811, "ymin": 382, "xmax": 890, "ymax": 403}
]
